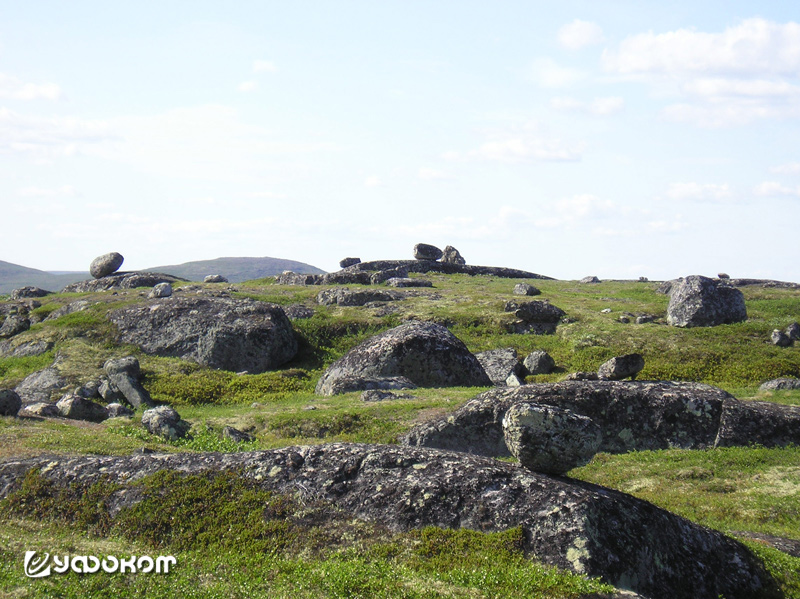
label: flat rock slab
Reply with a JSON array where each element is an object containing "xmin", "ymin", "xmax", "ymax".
[
  {"xmin": 341, "ymin": 259, "xmax": 554, "ymax": 280},
  {"xmin": 0, "ymin": 444, "xmax": 776, "ymax": 599},
  {"xmin": 403, "ymin": 381, "xmax": 800, "ymax": 457},
  {"xmin": 109, "ymin": 296, "xmax": 297, "ymax": 374},
  {"xmin": 62, "ymin": 272, "xmax": 187, "ymax": 293}
]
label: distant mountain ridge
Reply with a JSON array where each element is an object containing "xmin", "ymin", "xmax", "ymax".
[{"xmin": 0, "ymin": 256, "xmax": 325, "ymax": 294}]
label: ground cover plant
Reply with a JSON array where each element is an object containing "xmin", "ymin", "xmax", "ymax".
[{"xmin": 1, "ymin": 273, "xmax": 799, "ymax": 597}]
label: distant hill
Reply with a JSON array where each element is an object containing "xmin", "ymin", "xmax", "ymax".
[
  {"xmin": 0, "ymin": 261, "xmax": 88, "ymax": 295},
  {"xmin": 143, "ymin": 256, "xmax": 326, "ymax": 282}
]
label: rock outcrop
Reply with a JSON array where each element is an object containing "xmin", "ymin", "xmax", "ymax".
[
  {"xmin": 62, "ymin": 272, "xmax": 186, "ymax": 293},
  {"xmin": 760, "ymin": 377, "xmax": 800, "ymax": 391},
  {"xmin": 339, "ymin": 257, "xmax": 361, "ymax": 268},
  {"xmin": 440, "ymin": 245, "xmax": 465, "ymax": 265},
  {"xmin": 56, "ymin": 394, "xmax": 108, "ymax": 422},
  {"xmin": 14, "ymin": 367, "xmax": 67, "ymax": 404},
  {"xmin": 0, "ymin": 315, "xmax": 30, "ymax": 338},
  {"xmin": 90, "ymin": 252, "xmax": 124, "ymax": 279},
  {"xmin": 413, "ymin": 243, "xmax": 443, "ymax": 261},
  {"xmin": 0, "ymin": 445, "xmax": 778, "ymax": 599},
  {"xmin": 109, "ymin": 296, "xmax": 297, "ymax": 374},
  {"xmin": 315, "ymin": 321, "xmax": 491, "ymax": 396},
  {"xmin": 10, "ymin": 286, "xmax": 52, "ymax": 300},
  {"xmin": 386, "ymin": 277, "xmax": 433, "ymax": 288},
  {"xmin": 317, "ymin": 288, "xmax": 400, "ymax": 306},
  {"xmin": 502, "ymin": 403, "xmax": 601, "ymax": 474},
  {"xmin": 403, "ymin": 381, "xmax": 800, "ymax": 457},
  {"xmin": 666, "ymin": 275, "xmax": 747, "ymax": 327},
  {"xmin": 321, "ymin": 375, "xmax": 418, "ymax": 396}
]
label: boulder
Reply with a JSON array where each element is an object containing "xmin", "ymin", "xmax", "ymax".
[
  {"xmin": 283, "ymin": 304, "xmax": 315, "ymax": 320},
  {"xmin": 635, "ymin": 315, "xmax": 656, "ymax": 324},
  {"xmin": 222, "ymin": 426, "xmax": 254, "ymax": 443},
  {"xmin": 597, "ymin": 354, "xmax": 645, "ymax": 381},
  {"xmin": 148, "ymin": 282, "xmax": 173, "ymax": 298},
  {"xmin": 90, "ymin": 252, "xmax": 124, "ymax": 279},
  {"xmin": 62, "ymin": 272, "xmax": 185, "ymax": 293},
  {"xmin": 666, "ymin": 275, "xmax": 747, "ymax": 327},
  {"xmin": 786, "ymin": 322, "xmax": 800, "ymax": 341},
  {"xmin": 323, "ymin": 375, "xmax": 418, "ymax": 396},
  {"xmin": 75, "ymin": 380, "xmax": 101, "ymax": 399},
  {"xmin": 759, "ymin": 378, "xmax": 800, "ymax": 392},
  {"xmin": 14, "ymin": 367, "xmax": 67, "ymax": 403},
  {"xmin": 0, "ymin": 315, "xmax": 30, "ymax": 338},
  {"xmin": 564, "ymin": 372, "xmax": 600, "ymax": 381},
  {"xmin": 413, "ymin": 243, "xmax": 443, "ymax": 261},
  {"xmin": 580, "ymin": 276, "xmax": 600, "ymax": 284},
  {"xmin": 504, "ymin": 300, "xmax": 566, "ymax": 335},
  {"xmin": 103, "ymin": 356, "xmax": 155, "ymax": 409},
  {"xmin": 440, "ymin": 245, "xmax": 466, "ymax": 265},
  {"xmin": 98, "ymin": 379, "xmax": 125, "ymax": 403},
  {"xmin": 275, "ymin": 272, "xmax": 323, "ymax": 286},
  {"xmin": 0, "ymin": 445, "xmax": 778, "ymax": 599},
  {"xmin": 315, "ymin": 321, "xmax": 491, "ymax": 396},
  {"xmin": 339, "ymin": 257, "xmax": 361, "ymax": 269},
  {"xmin": 10, "ymin": 286, "xmax": 51, "ymax": 300},
  {"xmin": 204, "ymin": 274, "xmax": 228, "ymax": 283},
  {"xmin": 317, "ymin": 288, "xmax": 399, "ymax": 306},
  {"xmin": 474, "ymin": 348, "xmax": 524, "ymax": 386},
  {"xmin": 502, "ymin": 403, "xmax": 602, "ymax": 474},
  {"xmin": 106, "ymin": 403, "xmax": 135, "ymax": 418},
  {"xmin": 109, "ymin": 296, "xmax": 297, "ymax": 374},
  {"xmin": 336, "ymin": 259, "xmax": 552, "ymax": 280},
  {"xmin": 513, "ymin": 283, "xmax": 540, "ymax": 296},
  {"xmin": 19, "ymin": 402, "xmax": 60, "ymax": 418},
  {"xmin": 522, "ymin": 350, "xmax": 555, "ymax": 375},
  {"xmin": 56, "ymin": 394, "xmax": 108, "ymax": 422},
  {"xmin": 656, "ymin": 279, "xmax": 680, "ymax": 295},
  {"xmin": 44, "ymin": 300, "xmax": 94, "ymax": 321},
  {"xmin": 0, "ymin": 339, "xmax": 53, "ymax": 358},
  {"xmin": 370, "ymin": 266, "xmax": 408, "ymax": 285},
  {"xmin": 142, "ymin": 406, "xmax": 190, "ymax": 440},
  {"xmin": 361, "ymin": 389, "xmax": 412, "ymax": 402},
  {"xmin": 0, "ymin": 389, "xmax": 22, "ymax": 416},
  {"xmin": 715, "ymin": 400, "xmax": 800, "ymax": 448},
  {"xmin": 771, "ymin": 329, "xmax": 792, "ymax": 347},
  {"xmin": 402, "ymin": 381, "xmax": 788, "ymax": 457},
  {"xmin": 386, "ymin": 277, "xmax": 433, "ymax": 288},
  {"xmin": 320, "ymin": 271, "xmax": 373, "ymax": 285}
]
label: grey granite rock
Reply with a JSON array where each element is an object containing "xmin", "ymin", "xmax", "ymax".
[
  {"xmin": 474, "ymin": 348, "xmax": 524, "ymax": 386},
  {"xmin": 56, "ymin": 394, "xmax": 108, "ymax": 422},
  {"xmin": 0, "ymin": 389, "xmax": 22, "ymax": 416},
  {"xmin": 440, "ymin": 245, "xmax": 465, "ymax": 265},
  {"xmin": 90, "ymin": 252, "xmax": 124, "ymax": 278},
  {"xmin": 667, "ymin": 275, "xmax": 747, "ymax": 327},
  {"xmin": 142, "ymin": 405, "xmax": 190, "ymax": 440},
  {"xmin": 413, "ymin": 243, "xmax": 443, "ymax": 261},
  {"xmin": 597, "ymin": 354, "xmax": 645, "ymax": 381},
  {"xmin": 522, "ymin": 350, "xmax": 555, "ymax": 375}
]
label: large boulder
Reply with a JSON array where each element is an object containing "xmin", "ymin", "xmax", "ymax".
[
  {"xmin": 402, "ymin": 381, "xmax": 799, "ymax": 457},
  {"xmin": 103, "ymin": 356, "xmax": 154, "ymax": 409},
  {"xmin": 0, "ymin": 390, "xmax": 22, "ymax": 416},
  {"xmin": 505, "ymin": 300, "xmax": 566, "ymax": 334},
  {"xmin": 440, "ymin": 245, "xmax": 466, "ymax": 265},
  {"xmin": 474, "ymin": 348, "xmax": 524, "ymax": 386},
  {"xmin": 90, "ymin": 252, "xmax": 124, "ymax": 278},
  {"xmin": 109, "ymin": 296, "xmax": 297, "ymax": 374},
  {"xmin": 56, "ymin": 394, "xmax": 108, "ymax": 422},
  {"xmin": 315, "ymin": 321, "xmax": 491, "ymax": 396},
  {"xmin": 413, "ymin": 243, "xmax": 443, "ymax": 261},
  {"xmin": 339, "ymin": 257, "xmax": 361, "ymax": 268},
  {"xmin": 322, "ymin": 375, "xmax": 418, "ymax": 396},
  {"xmin": 142, "ymin": 406, "xmax": 190, "ymax": 440},
  {"xmin": 0, "ymin": 445, "xmax": 778, "ymax": 599},
  {"xmin": 597, "ymin": 354, "xmax": 645, "ymax": 381},
  {"xmin": 14, "ymin": 367, "xmax": 67, "ymax": 404},
  {"xmin": 316, "ymin": 288, "xmax": 399, "ymax": 306},
  {"xmin": 513, "ymin": 283, "xmax": 540, "ymax": 296},
  {"xmin": 666, "ymin": 275, "xmax": 747, "ymax": 327},
  {"xmin": 503, "ymin": 403, "xmax": 602, "ymax": 474}
]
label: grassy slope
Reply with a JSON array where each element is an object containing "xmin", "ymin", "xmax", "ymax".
[{"xmin": 1, "ymin": 274, "xmax": 799, "ymax": 597}]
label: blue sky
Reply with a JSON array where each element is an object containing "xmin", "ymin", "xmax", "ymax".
[{"xmin": 2, "ymin": 1, "xmax": 800, "ymax": 280}]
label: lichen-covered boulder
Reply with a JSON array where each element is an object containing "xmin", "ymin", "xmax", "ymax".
[
  {"xmin": 10, "ymin": 286, "xmax": 52, "ymax": 300},
  {"xmin": 62, "ymin": 272, "xmax": 185, "ymax": 293},
  {"xmin": 787, "ymin": 322, "xmax": 800, "ymax": 341},
  {"xmin": 513, "ymin": 283, "xmax": 540, "ymax": 296},
  {"xmin": 316, "ymin": 288, "xmax": 399, "ymax": 306},
  {"xmin": 598, "ymin": 354, "xmax": 645, "ymax": 381},
  {"xmin": 715, "ymin": 399, "xmax": 800, "ymax": 448},
  {"xmin": 523, "ymin": 350, "xmax": 555, "ymax": 375},
  {"xmin": 0, "ymin": 445, "xmax": 779, "ymax": 599},
  {"xmin": 370, "ymin": 266, "xmax": 409, "ymax": 285},
  {"xmin": 315, "ymin": 321, "xmax": 491, "ymax": 396},
  {"xmin": 0, "ymin": 389, "xmax": 22, "ymax": 416},
  {"xmin": 56, "ymin": 394, "xmax": 108, "ymax": 422},
  {"xmin": 413, "ymin": 243, "xmax": 443, "ymax": 261},
  {"xmin": 204, "ymin": 274, "xmax": 228, "ymax": 283},
  {"xmin": 106, "ymin": 403, "xmax": 135, "ymax": 418},
  {"xmin": 440, "ymin": 245, "xmax": 466, "ymax": 265},
  {"xmin": 474, "ymin": 348, "xmax": 524, "ymax": 386},
  {"xmin": 505, "ymin": 300, "xmax": 566, "ymax": 334},
  {"xmin": 103, "ymin": 356, "xmax": 154, "ymax": 409},
  {"xmin": 0, "ymin": 315, "xmax": 30, "ymax": 339},
  {"xmin": 19, "ymin": 402, "xmax": 60, "ymax": 417},
  {"xmin": 148, "ymin": 282, "xmax": 173, "ymax": 298},
  {"xmin": 109, "ymin": 296, "xmax": 297, "ymax": 374},
  {"xmin": 503, "ymin": 403, "xmax": 601, "ymax": 474},
  {"xmin": 339, "ymin": 257, "xmax": 361, "ymax": 268},
  {"xmin": 90, "ymin": 252, "xmax": 124, "ymax": 278},
  {"xmin": 222, "ymin": 426, "xmax": 254, "ymax": 443},
  {"xmin": 142, "ymin": 406, "xmax": 190, "ymax": 440},
  {"xmin": 322, "ymin": 375, "xmax": 418, "ymax": 396},
  {"xmin": 771, "ymin": 329, "xmax": 792, "ymax": 347},
  {"xmin": 667, "ymin": 275, "xmax": 747, "ymax": 327},
  {"xmin": 14, "ymin": 367, "xmax": 67, "ymax": 404},
  {"xmin": 759, "ymin": 378, "xmax": 800, "ymax": 391}
]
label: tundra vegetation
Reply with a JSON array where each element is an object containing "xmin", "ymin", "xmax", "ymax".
[{"xmin": 1, "ymin": 274, "xmax": 799, "ymax": 598}]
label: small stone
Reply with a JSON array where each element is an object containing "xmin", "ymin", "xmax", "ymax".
[
  {"xmin": 502, "ymin": 403, "xmax": 602, "ymax": 475},
  {"xmin": 20, "ymin": 402, "xmax": 60, "ymax": 418},
  {"xmin": 598, "ymin": 354, "xmax": 645, "ymax": 381},
  {"xmin": 513, "ymin": 283, "xmax": 541, "ymax": 296},
  {"xmin": 635, "ymin": 315, "xmax": 656, "ymax": 324},
  {"xmin": 785, "ymin": 322, "xmax": 800, "ymax": 341},
  {"xmin": 361, "ymin": 389, "xmax": 409, "ymax": 402},
  {"xmin": 600, "ymin": 308, "xmax": 612, "ymax": 314},
  {"xmin": 618, "ymin": 316, "xmax": 630, "ymax": 324},
  {"xmin": 523, "ymin": 350, "xmax": 555, "ymax": 375},
  {"xmin": 149, "ymin": 282, "xmax": 173, "ymax": 298},
  {"xmin": 204, "ymin": 274, "xmax": 228, "ymax": 283},
  {"xmin": 564, "ymin": 372, "xmax": 600, "ymax": 381},
  {"xmin": 339, "ymin": 257, "xmax": 361, "ymax": 268},
  {"xmin": 771, "ymin": 329, "xmax": 792, "ymax": 347},
  {"xmin": 106, "ymin": 403, "xmax": 135, "ymax": 418},
  {"xmin": 638, "ymin": 277, "xmax": 649, "ymax": 282},
  {"xmin": 90, "ymin": 252, "xmax": 124, "ymax": 279}
]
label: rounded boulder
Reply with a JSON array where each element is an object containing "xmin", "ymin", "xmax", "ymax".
[{"xmin": 90, "ymin": 252, "xmax": 125, "ymax": 279}]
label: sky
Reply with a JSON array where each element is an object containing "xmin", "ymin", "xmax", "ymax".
[{"xmin": 2, "ymin": 1, "xmax": 800, "ymax": 281}]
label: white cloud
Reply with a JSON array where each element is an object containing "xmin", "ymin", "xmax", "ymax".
[
  {"xmin": 253, "ymin": 60, "xmax": 277, "ymax": 73},
  {"xmin": 666, "ymin": 182, "xmax": 733, "ymax": 202},
  {"xmin": 418, "ymin": 167, "xmax": 452, "ymax": 181},
  {"xmin": 603, "ymin": 19, "xmax": 800, "ymax": 127},
  {"xmin": 528, "ymin": 58, "xmax": 584, "ymax": 88},
  {"xmin": 17, "ymin": 184, "xmax": 79, "ymax": 198},
  {"xmin": 555, "ymin": 194, "xmax": 615, "ymax": 218},
  {"xmin": 551, "ymin": 96, "xmax": 624, "ymax": 115},
  {"xmin": 558, "ymin": 20, "xmax": 605, "ymax": 50},
  {"xmin": 770, "ymin": 162, "xmax": 800, "ymax": 175},
  {"xmin": 754, "ymin": 181, "xmax": 800, "ymax": 197},
  {"xmin": 238, "ymin": 80, "xmax": 257, "ymax": 92},
  {"xmin": 450, "ymin": 121, "xmax": 584, "ymax": 164},
  {"xmin": 364, "ymin": 176, "xmax": 382, "ymax": 187},
  {"xmin": 0, "ymin": 73, "xmax": 61, "ymax": 101}
]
